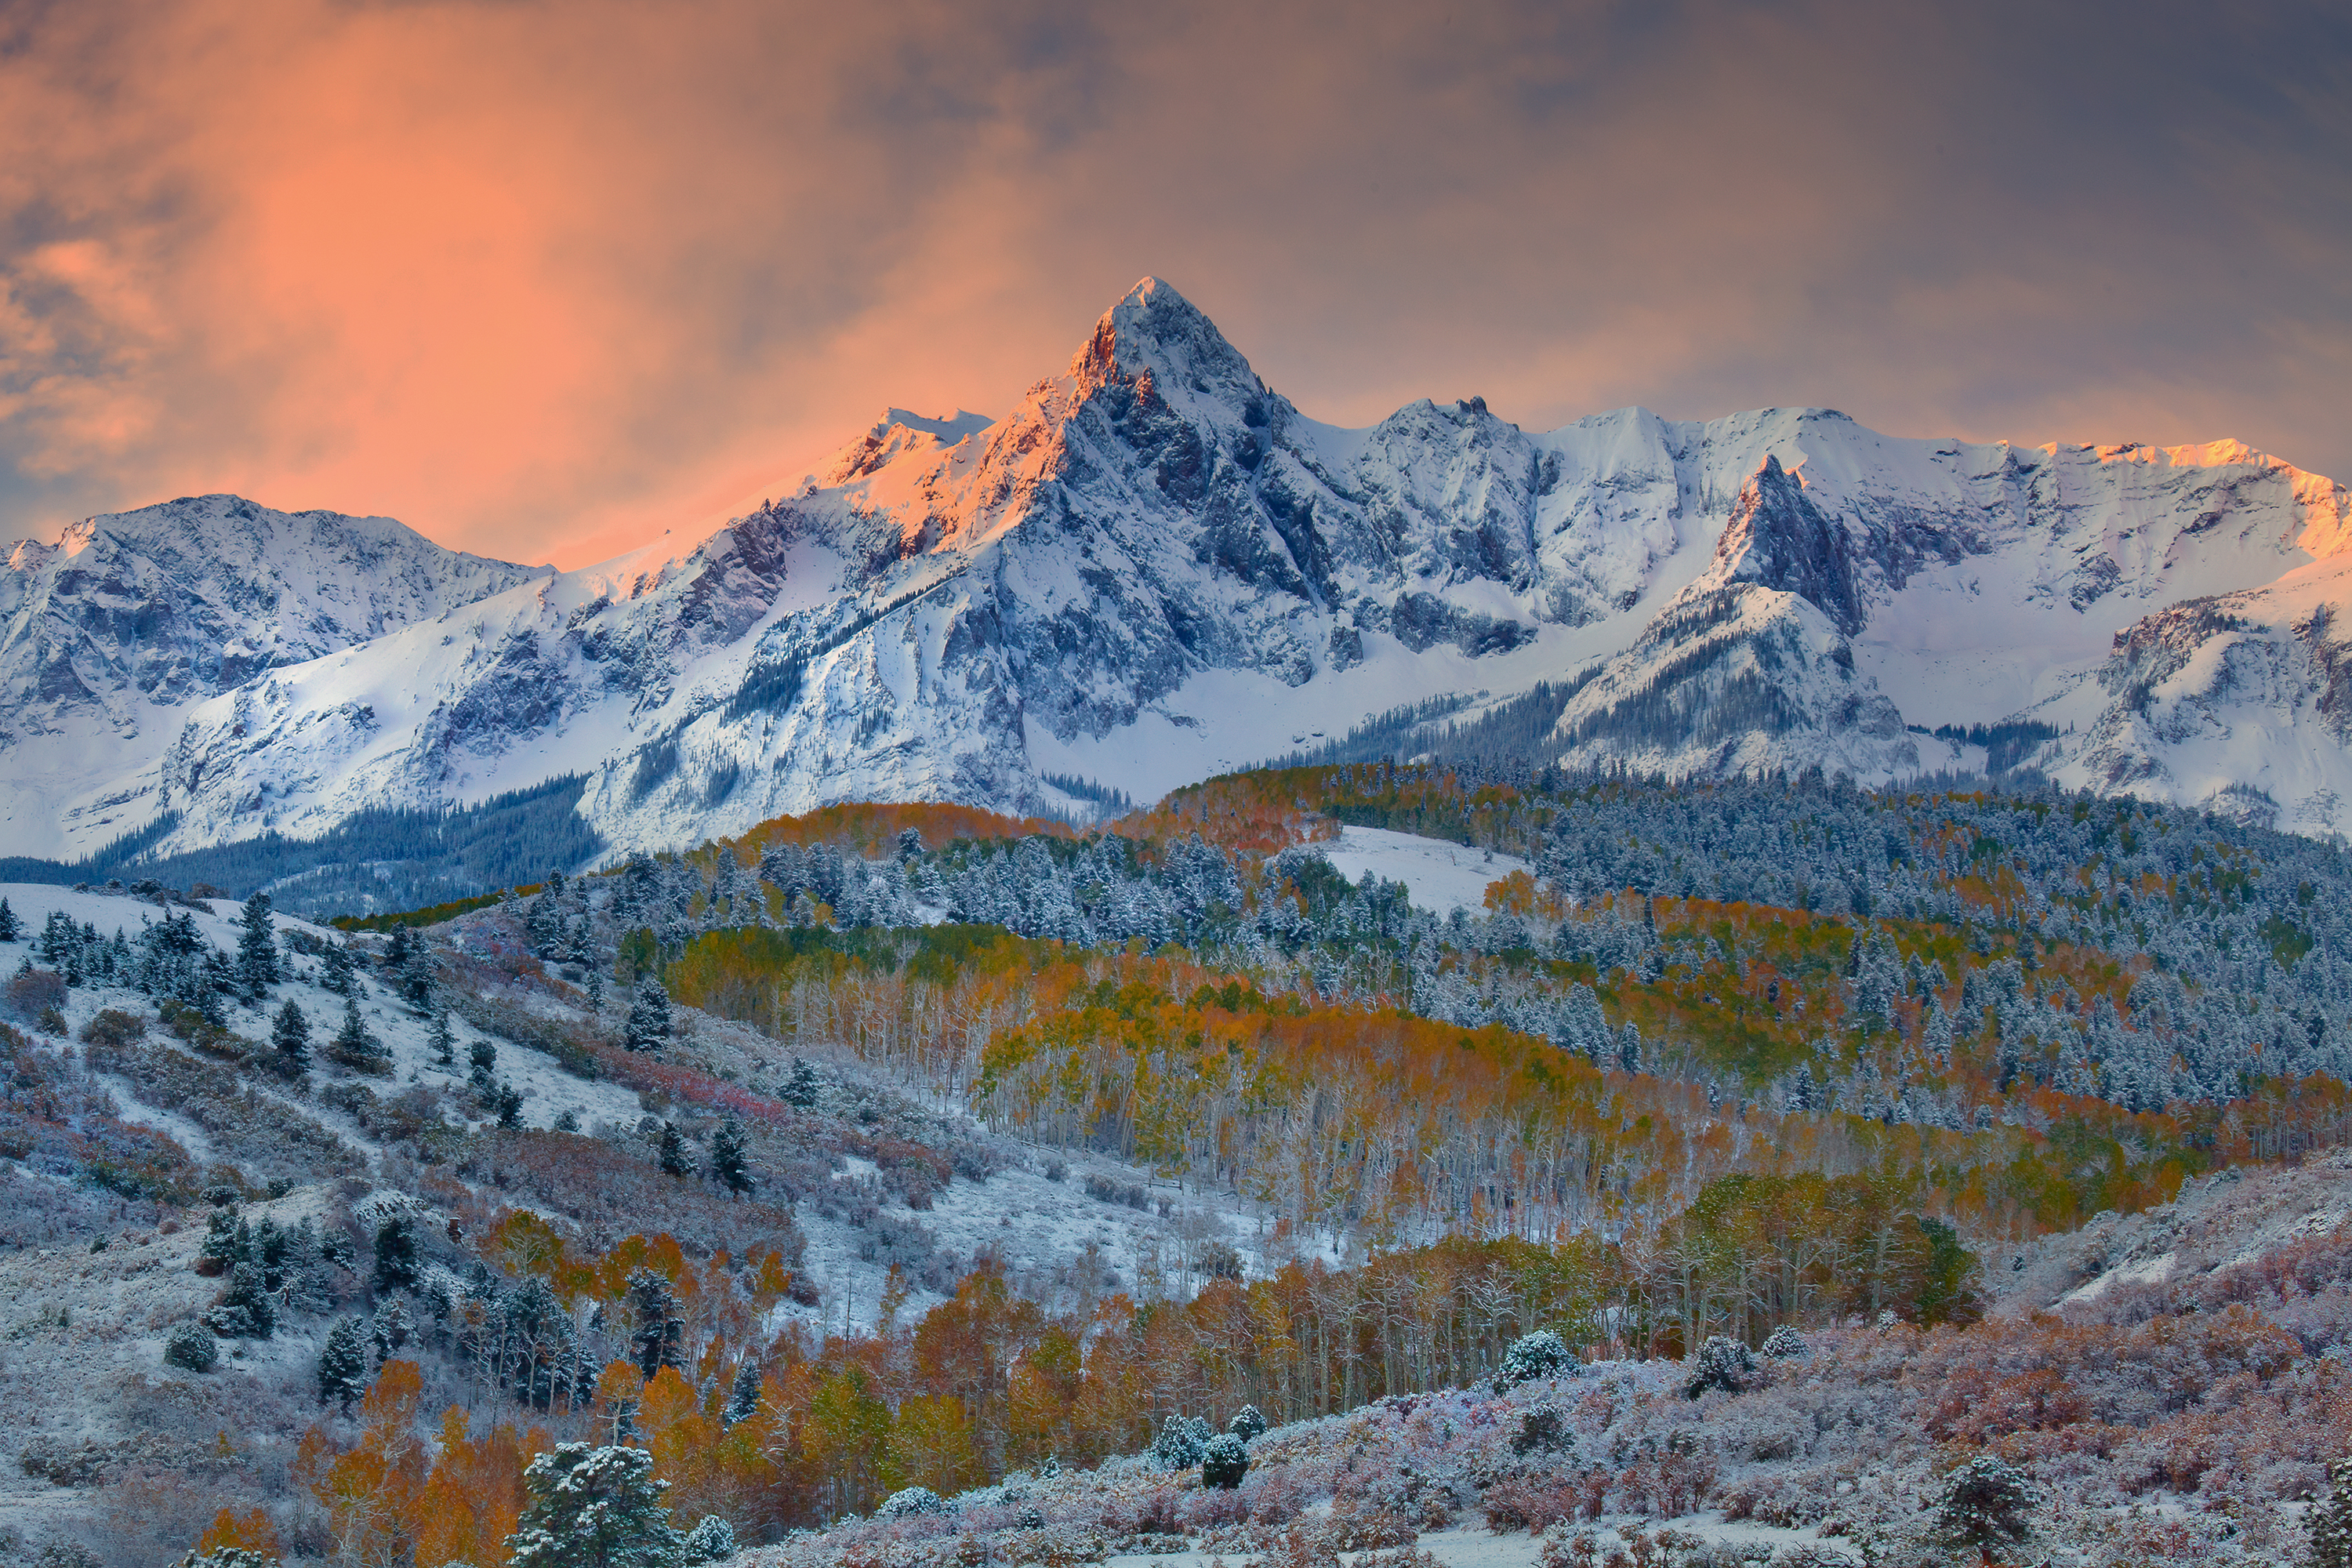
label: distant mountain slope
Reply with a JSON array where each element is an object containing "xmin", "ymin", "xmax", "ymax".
[
  {"xmin": 0, "ymin": 495, "xmax": 547, "ymax": 858},
  {"xmin": 5, "ymin": 280, "xmax": 2350, "ymax": 873}
]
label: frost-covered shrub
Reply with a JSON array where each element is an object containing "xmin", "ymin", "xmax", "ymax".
[
  {"xmin": 1931, "ymin": 1454, "xmax": 2040, "ymax": 1556},
  {"xmin": 681, "ymin": 1514, "xmax": 737, "ymax": 1561},
  {"xmin": 1149, "ymin": 1413, "xmax": 1214, "ymax": 1470},
  {"xmin": 163, "ymin": 1320, "xmax": 219, "ymax": 1372},
  {"xmin": 1510, "ymin": 1402, "xmax": 1568, "ymax": 1456},
  {"xmin": 875, "ymin": 1486, "xmax": 949, "ymax": 1520},
  {"xmin": 1482, "ymin": 1475, "xmax": 1588, "ymax": 1534},
  {"xmin": 1495, "ymin": 1329, "xmax": 1577, "ymax": 1390},
  {"xmin": 1761, "ymin": 1324, "xmax": 1809, "ymax": 1359},
  {"xmin": 1201, "ymin": 1432, "xmax": 1249, "ymax": 1489},
  {"xmin": 1686, "ymin": 1335, "xmax": 1755, "ymax": 1398},
  {"xmin": 1875, "ymin": 1308, "xmax": 1900, "ymax": 1332},
  {"xmin": 1228, "ymin": 1403, "xmax": 1268, "ymax": 1443}
]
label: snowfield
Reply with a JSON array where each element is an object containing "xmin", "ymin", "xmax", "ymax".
[{"xmin": 1317, "ymin": 827, "xmax": 1531, "ymax": 917}]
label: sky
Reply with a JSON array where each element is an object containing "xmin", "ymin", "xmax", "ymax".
[{"xmin": 2, "ymin": 0, "xmax": 2347, "ymax": 570}]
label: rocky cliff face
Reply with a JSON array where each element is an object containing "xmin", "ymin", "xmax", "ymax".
[{"xmin": 7, "ymin": 280, "xmax": 2352, "ymax": 866}]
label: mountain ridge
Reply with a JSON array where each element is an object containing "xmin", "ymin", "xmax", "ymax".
[{"xmin": 6, "ymin": 277, "xmax": 2352, "ymax": 876}]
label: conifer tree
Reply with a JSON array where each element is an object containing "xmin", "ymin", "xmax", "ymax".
[
  {"xmin": 270, "ymin": 998, "xmax": 310, "ymax": 1072},
  {"xmin": 469, "ymin": 1036, "xmax": 498, "ymax": 1085},
  {"xmin": 782, "ymin": 1056, "xmax": 819, "ymax": 1109},
  {"xmin": 626, "ymin": 1269, "xmax": 684, "ymax": 1377},
  {"xmin": 723, "ymin": 1362, "xmax": 763, "ymax": 1427},
  {"xmin": 586, "ymin": 966, "xmax": 606, "ymax": 1014},
  {"xmin": 626, "ymin": 976, "xmax": 672, "ymax": 1052},
  {"xmin": 0, "ymin": 897, "xmax": 20, "ymax": 942},
  {"xmin": 316, "ymin": 1316, "xmax": 367, "ymax": 1414},
  {"xmin": 320, "ymin": 941, "xmax": 356, "ymax": 996},
  {"xmin": 333, "ymin": 994, "xmax": 377, "ymax": 1061},
  {"xmin": 2312, "ymin": 1456, "xmax": 2352, "ymax": 1568},
  {"xmin": 708, "ymin": 1118, "xmax": 753, "ymax": 1197},
  {"xmin": 372, "ymin": 1213, "xmax": 419, "ymax": 1294},
  {"xmin": 1931, "ymin": 1454, "xmax": 2040, "ymax": 1561},
  {"xmin": 505, "ymin": 1443, "xmax": 684, "ymax": 1568},
  {"xmin": 658, "ymin": 1121, "xmax": 691, "ymax": 1178},
  {"xmin": 234, "ymin": 892, "xmax": 278, "ymax": 997},
  {"xmin": 430, "ymin": 1008, "xmax": 456, "ymax": 1066}
]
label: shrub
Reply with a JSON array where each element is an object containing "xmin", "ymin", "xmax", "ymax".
[
  {"xmin": 1760, "ymin": 1325, "xmax": 1809, "ymax": 1359},
  {"xmin": 163, "ymin": 1321, "xmax": 219, "ymax": 1373},
  {"xmin": 681, "ymin": 1514, "xmax": 737, "ymax": 1562},
  {"xmin": 5, "ymin": 967, "xmax": 65, "ymax": 1018},
  {"xmin": 875, "ymin": 1486, "xmax": 948, "ymax": 1520},
  {"xmin": 1686, "ymin": 1335, "xmax": 1755, "ymax": 1398},
  {"xmin": 1149, "ymin": 1413, "xmax": 1214, "ymax": 1471},
  {"xmin": 79, "ymin": 1008, "xmax": 146, "ymax": 1047},
  {"xmin": 1201, "ymin": 1432, "xmax": 1248, "ymax": 1489},
  {"xmin": 1496, "ymin": 1329, "xmax": 1577, "ymax": 1390},
  {"xmin": 1229, "ymin": 1403, "xmax": 1268, "ymax": 1443},
  {"xmin": 1512, "ymin": 1402, "xmax": 1569, "ymax": 1456},
  {"xmin": 1481, "ymin": 1475, "xmax": 1586, "ymax": 1534},
  {"xmin": 1931, "ymin": 1454, "xmax": 2041, "ymax": 1558}
]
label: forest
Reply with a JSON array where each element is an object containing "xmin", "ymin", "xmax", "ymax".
[{"xmin": 9, "ymin": 764, "xmax": 2352, "ymax": 1564}]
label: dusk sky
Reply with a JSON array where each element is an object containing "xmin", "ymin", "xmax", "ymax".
[{"xmin": 2, "ymin": 0, "xmax": 2346, "ymax": 570}]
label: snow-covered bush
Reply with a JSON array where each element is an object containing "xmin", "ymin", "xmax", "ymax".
[
  {"xmin": 1686, "ymin": 1334, "xmax": 1755, "ymax": 1398},
  {"xmin": 1495, "ymin": 1328, "xmax": 1577, "ymax": 1390},
  {"xmin": 681, "ymin": 1514, "xmax": 737, "ymax": 1562},
  {"xmin": 1228, "ymin": 1403, "xmax": 1268, "ymax": 1443},
  {"xmin": 1510, "ymin": 1401, "xmax": 1569, "ymax": 1456},
  {"xmin": 1761, "ymin": 1324, "xmax": 1809, "ymax": 1359},
  {"xmin": 1148, "ymin": 1413, "xmax": 1214, "ymax": 1471},
  {"xmin": 1201, "ymin": 1432, "xmax": 1249, "ymax": 1489},
  {"xmin": 875, "ymin": 1486, "xmax": 949, "ymax": 1520},
  {"xmin": 508, "ymin": 1443, "xmax": 684, "ymax": 1567},
  {"xmin": 164, "ymin": 1320, "xmax": 219, "ymax": 1372},
  {"xmin": 1931, "ymin": 1453, "xmax": 2040, "ymax": 1557}
]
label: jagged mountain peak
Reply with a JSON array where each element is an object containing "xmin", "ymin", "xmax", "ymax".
[{"xmin": 1072, "ymin": 277, "xmax": 1265, "ymax": 415}]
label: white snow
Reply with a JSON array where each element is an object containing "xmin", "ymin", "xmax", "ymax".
[{"xmin": 1317, "ymin": 828, "xmax": 1530, "ymax": 916}]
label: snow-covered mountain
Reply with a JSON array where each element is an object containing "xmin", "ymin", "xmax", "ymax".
[{"xmin": 7, "ymin": 277, "xmax": 2352, "ymax": 866}]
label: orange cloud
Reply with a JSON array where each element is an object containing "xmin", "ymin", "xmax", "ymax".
[{"xmin": 2, "ymin": 0, "xmax": 2347, "ymax": 568}]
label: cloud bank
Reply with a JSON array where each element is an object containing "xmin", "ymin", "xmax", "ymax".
[{"xmin": 3, "ymin": 0, "xmax": 2347, "ymax": 567}]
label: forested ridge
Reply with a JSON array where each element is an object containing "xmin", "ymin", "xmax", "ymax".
[{"xmin": 13, "ymin": 764, "xmax": 2352, "ymax": 1564}]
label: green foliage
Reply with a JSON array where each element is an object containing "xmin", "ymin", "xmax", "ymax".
[
  {"xmin": 506, "ymin": 1442, "xmax": 685, "ymax": 1568},
  {"xmin": 316, "ymin": 1317, "xmax": 367, "ymax": 1413}
]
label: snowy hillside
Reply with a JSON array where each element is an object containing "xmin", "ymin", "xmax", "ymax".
[{"xmin": 7, "ymin": 279, "xmax": 2352, "ymax": 876}]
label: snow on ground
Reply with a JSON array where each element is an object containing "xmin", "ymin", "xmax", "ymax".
[
  {"xmin": 1096, "ymin": 1514, "xmax": 1861, "ymax": 1567},
  {"xmin": 1316, "ymin": 827, "xmax": 1530, "ymax": 917},
  {"xmin": 0, "ymin": 882, "xmax": 643, "ymax": 1138}
]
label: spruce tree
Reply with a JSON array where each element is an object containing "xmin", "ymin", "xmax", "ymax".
[
  {"xmin": 399, "ymin": 938, "xmax": 437, "ymax": 1012},
  {"xmin": 658, "ymin": 1121, "xmax": 691, "ymax": 1178},
  {"xmin": 320, "ymin": 942, "xmax": 356, "ymax": 996},
  {"xmin": 1931, "ymin": 1454, "xmax": 2040, "ymax": 1560},
  {"xmin": 368, "ymin": 1299, "xmax": 413, "ymax": 1367},
  {"xmin": 586, "ymin": 966, "xmax": 606, "ymax": 1014},
  {"xmin": 782, "ymin": 1056, "xmax": 819, "ymax": 1109},
  {"xmin": 505, "ymin": 1443, "xmax": 684, "ymax": 1568},
  {"xmin": 270, "ymin": 998, "xmax": 311, "ymax": 1072},
  {"xmin": 430, "ymin": 1008, "xmax": 456, "ymax": 1067},
  {"xmin": 234, "ymin": 892, "xmax": 278, "ymax": 997},
  {"xmin": 723, "ymin": 1361, "xmax": 763, "ymax": 1427},
  {"xmin": 469, "ymin": 1036, "xmax": 498, "ymax": 1086},
  {"xmin": 494, "ymin": 1080, "xmax": 526, "ymax": 1128},
  {"xmin": 0, "ymin": 897, "xmax": 18, "ymax": 942},
  {"xmin": 372, "ymin": 1213, "xmax": 419, "ymax": 1294},
  {"xmin": 708, "ymin": 1118, "xmax": 753, "ymax": 1197},
  {"xmin": 317, "ymin": 1316, "xmax": 368, "ymax": 1414},
  {"xmin": 2312, "ymin": 1456, "xmax": 2352, "ymax": 1568},
  {"xmin": 626, "ymin": 1268, "xmax": 684, "ymax": 1377},
  {"xmin": 333, "ymin": 995, "xmax": 377, "ymax": 1062},
  {"xmin": 626, "ymin": 976, "xmax": 672, "ymax": 1052}
]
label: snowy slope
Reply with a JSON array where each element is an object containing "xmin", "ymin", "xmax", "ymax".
[
  {"xmin": 7, "ymin": 278, "xmax": 2352, "ymax": 872},
  {"xmin": 1319, "ymin": 827, "xmax": 1531, "ymax": 916}
]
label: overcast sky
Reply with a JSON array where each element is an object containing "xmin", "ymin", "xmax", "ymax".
[{"xmin": 2, "ymin": 0, "xmax": 2346, "ymax": 568}]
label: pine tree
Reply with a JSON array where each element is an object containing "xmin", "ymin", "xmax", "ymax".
[
  {"xmin": 626, "ymin": 1269, "xmax": 684, "ymax": 1377},
  {"xmin": 723, "ymin": 1361, "xmax": 763, "ymax": 1427},
  {"xmin": 2311, "ymin": 1457, "xmax": 2352, "ymax": 1568},
  {"xmin": 399, "ymin": 938, "xmax": 437, "ymax": 1013},
  {"xmin": 494, "ymin": 1080, "xmax": 526, "ymax": 1128},
  {"xmin": 317, "ymin": 1316, "xmax": 368, "ymax": 1414},
  {"xmin": 320, "ymin": 942, "xmax": 356, "ymax": 996},
  {"xmin": 626, "ymin": 976, "xmax": 672, "ymax": 1052},
  {"xmin": 384, "ymin": 924, "xmax": 413, "ymax": 977},
  {"xmin": 270, "ymin": 999, "xmax": 311, "ymax": 1072},
  {"xmin": 658, "ymin": 1121, "xmax": 691, "ymax": 1178},
  {"xmin": 0, "ymin": 898, "xmax": 19, "ymax": 942},
  {"xmin": 333, "ymin": 995, "xmax": 378, "ymax": 1061},
  {"xmin": 234, "ymin": 892, "xmax": 278, "ymax": 997},
  {"xmin": 1931, "ymin": 1454, "xmax": 2040, "ymax": 1560},
  {"xmin": 372, "ymin": 1214, "xmax": 419, "ymax": 1294},
  {"xmin": 782, "ymin": 1056, "xmax": 819, "ymax": 1109},
  {"xmin": 430, "ymin": 1008, "xmax": 456, "ymax": 1067},
  {"xmin": 505, "ymin": 1443, "xmax": 684, "ymax": 1568},
  {"xmin": 469, "ymin": 1036, "xmax": 498, "ymax": 1085},
  {"xmin": 586, "ymin": 966, "xmax": 606, "ymax": 1014},
  {"xmin": 368, "ymin": 1299, "xmax": 413, "ymax": 1367},
  {"xmin": 708, "ymin": 1118, "xmax": 753, "ymax": 1197}
]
